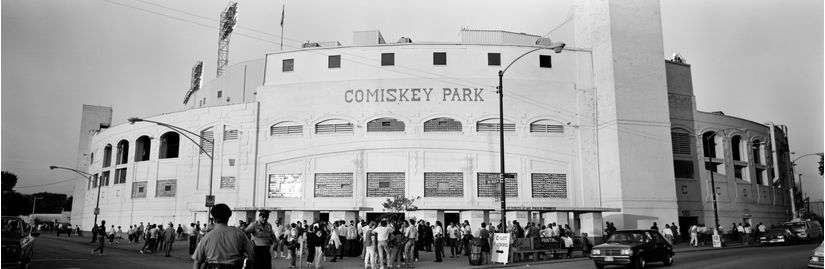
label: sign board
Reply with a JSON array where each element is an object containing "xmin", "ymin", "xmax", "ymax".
[
  {"xmin": 712, "ymin": 234, "xmax": 722, "ymax": 248},
  {"xmin": 205, "ymin": 195, "xmax": 215, "ymax": 207},
  {"xmin": 491, "ymin": 233, "xmax": 511, "ymax": 264},
  {"xmin": 93, "ymin": 208, "xmax": 100, "ymax": 215}
]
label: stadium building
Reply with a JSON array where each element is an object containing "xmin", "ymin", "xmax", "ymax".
[{"xmin": 70, "ymin": 1, "xmax": 793, "ymax": 240}]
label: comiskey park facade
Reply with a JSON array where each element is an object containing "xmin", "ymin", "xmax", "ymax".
[{"xmin": 70, "ymin": 1, "xmax": 793, "ymax": 241}]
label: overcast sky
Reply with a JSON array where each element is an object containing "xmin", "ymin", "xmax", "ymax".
[{"xmin": 2, "ymin": 0, "xmax": 822, "ymax": 201}]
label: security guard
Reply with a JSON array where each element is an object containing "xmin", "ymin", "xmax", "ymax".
[
  {"xmin": 245, "ymin": 209, "xmax": 275, "ymax": 269},
  {"xmin": 192, "ymin": 204, "xmax": 255, "ymax": 269}
]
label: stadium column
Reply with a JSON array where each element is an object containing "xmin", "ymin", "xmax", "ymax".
[
  {"xmin": 541, "ymin": 212, "xmax": 569, "ymax": 227},
  {"xmin": 460, "ymin": 211, "xmax": 489, "ymax": 227},
  {"xmin": 578, "ymin": 212, "xmax": 604, "ymax": 243}
]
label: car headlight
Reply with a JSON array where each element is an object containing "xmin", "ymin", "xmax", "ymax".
[
  {"xmin": 620, "ymin": 249, "xmax": 632, "ymax": 255},
  {"xmin": 591, "ymin": 249, "xmax": 601, "ymax": 255},
  {"xmin": 811, "ymin": 256, "xmax": 820, "ymax": 262}
]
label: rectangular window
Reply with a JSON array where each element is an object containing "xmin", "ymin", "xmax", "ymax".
[
  {"xmin": 477, "ymin": 173, "xmax": 517, "ymax": 197},
  {"xmin": 424, "ymin": 172, "xmax": 463, "ymax": 197},
  {"xmin": 433, "ymin": 52, "xmax": 447, "ymax": 65},
  {"xmin": 282, "ymin": 59, "xmax": 294, "ymax": 72},
  {"xmin": 314, "ymin": 173, "xmax": 353, "ymax": 197},
  {"xmin": 328, "ymin": 55, "xmax": 341, "ymax": 68},
  {"xmin": 671, "ymin": 133, "xmax": 691, "ymax": 155},
  {"xmin": 530, "ymin": 123, "xmax": 564, "ymax": 133},
  {"xmin": 155, "ymin": 179, "xmax": 176, "ymax": 197},
  {"xmin": 673, "ymin": 160, "xmax": 694, "ymax": 178},
  {"xmin": 734, "ymin": 164, "xmax": 749, "ymax": 182},
  {"xmin": 366, "ymin": 172, "xmax": 405, "ymax": 197},
  {"xmin": 217, "ymin": 91, "xmax": 222, "ymax": 98},
  {"xmin": 131, "ymin": 181, "xmax": 147, "ymax": 198},
  {"xmin": 271, "ymin": 125, "xmax": 303, "ymax": 136},
  {"xmin": 315, "ymin": 123, "xmax": 354, "ymax": 134},
  {"xmin": 477, "ymin": 122, "xmax": 516, "ymax": 132},
  {"xmin": 220, "ymin": 176, "xmax": 236, "ymax": 189},
  {"xmin": 223, "ymin": 129, "xmax": 239, "ymax": 140},
  {"xmin": 201, "ymin": 129, "xmax": 214, "ymax": 154},
  {"xmin": 539, "ymin": 55, "xmax": 552, "ymax": 68},
  {"xmin": 755, "ymin": 168, "xmax": 765, "ymax": 185},
  {"xmin": 488, "ymin": 53, "xmax": 501, "ymax": 66},
  {"xmin": 100, "ymin": 171, "xmax": 110, "ymax": 186},
  {"xmin": 531, "ymin": 173, "xmax": 567, "ymax": 198},
  {"xmin": 268, "ymin": 173, "xmax": 303, "ymax": 198},
  {"xmin": 228, "ymin": 159, "xmax": 235, "ymax": 166},
  {"xmin": 381, "ymin": 53, "xmax": 394, "ymax": 66},
  {"xmin": 115, "ymin": 168, "xmax": 127, "ymax": 184}
]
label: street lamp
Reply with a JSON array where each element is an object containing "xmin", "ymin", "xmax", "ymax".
[
  {"xmin": 497, "ymin": 39, "xmax": 565, "ymax": 231},
  {"xmin": 49, "ymin": 165, "xmax": 99, "ymax": 241},
  {"xmin": 790, "ymin": 152, "xmax": 823, "ymax": 217},
  {"xmin": 698, "ymin": 128, "xmax": 746, "ymax": 237},
  {"xmin": 127, "ymin": 117, "xmax": 215, "ymax": 217}
]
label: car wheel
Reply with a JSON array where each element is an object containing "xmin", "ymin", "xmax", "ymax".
[
  {"xmin": 633, "ymin": 256, "xmax": 646, "ymax": 269},
  {"xmin": 662, "ymin": 253, "xmax": 673, "ymax": 266}
]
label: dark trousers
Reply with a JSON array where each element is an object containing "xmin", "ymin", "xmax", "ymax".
[
  {"xmin": 338, "ymin": 236, "xmax": 346, "ymax": 259},
  {"xmin": 347, "ymin": 239, "xmax": 358, "ymax": 257},
  {"xmin": 434, "ymin": 238, "xmax": 444, "ymax": 261},
  {"xmin": 141, "ymin": 238, "xmax": 151, "ymax": 252},
  {"xmin": 92, "ymin": 231, "xmax": 98, "ymax": 242},
  {"xmin": 253, "ymin": 246, "xmax": 271, "ymax": 269},
  {"xmin": 450, "ymin": 238, "xmax": 459, "ymax": 256},
  {"xmin": 307, "ymin": 245, "xmax": 316, "ymax": 263},
  {"xmin": 189, "ymin": 236, "xmax": 198, "ymax": 255},
  {"xmin": 164, "ymin": 241, "xmax": 173, "ymax": 256},
  {"xmin": 93, "ymin": 239, "xmax": 105, "ymax": 254},
  {"xmin": 463, "ymin": 238, "xmax": 470, "ymax": 256}
]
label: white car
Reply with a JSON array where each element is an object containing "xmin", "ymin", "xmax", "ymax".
[
  {"xmin": 809, "ymin": 242, "xmax": 823, "ymax": 269},
  {"xmin": 785, "ymin": 219, "xmax": 824, "ymax": 242}
]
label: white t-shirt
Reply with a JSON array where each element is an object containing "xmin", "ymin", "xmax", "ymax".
[
  {"xmin": 373, "ymin": 226, "xmax": 392, "ymax": 241},
  {"xmin": 663, "ymin": 228, "xmax": 673, "ymax": 236},
  {"xmin": 447, "ymin": 226, "xmax": 457, "ymax": 239}
]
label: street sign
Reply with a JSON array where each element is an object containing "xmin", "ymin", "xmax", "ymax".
[
  {"xmin": 492, "ymin": 233, "xmax": 511, "ymax": 264},
  {"xmin": 205, "ymin": 195, "xmax": 215, "ymax": 207},
  {"xmin": 93, "ymin": 208, "xmax": 100, "ymax": 215}
]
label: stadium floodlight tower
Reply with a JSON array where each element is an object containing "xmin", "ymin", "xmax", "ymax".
[{"xmin": 217, "ymin": 2, "xmax": 238, "ymax": 77}]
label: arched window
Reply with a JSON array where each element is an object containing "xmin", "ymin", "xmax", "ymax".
[
  {"xmin": 731, "ymin": 135, "xmax": 745, "ymax": 161},
  {"xmin": 701, "ymin": 131, "xmax": 725, "ymax": 174},
  {"xmin": 103, "ymin": 144, "xmax": 113, "ymax": 168},
  {"xmin": 670, "ymin": 131, "xmax": 691, "ymax": 155},
  {"xmin": 423, "ymin": 117, "xmax": 461, "ymax": 132},
  {"xmin": 315, "ymin": 119, "xmax": 353, "ymax": 134},
  {"xmin": 529, "ymin": 119, "xmax": 563, "ymax": 134},
  {"xmin": 116, "ymin": 140, "xmax": 129, "ymax": 165},
  {"xmin": 270, "ymin": 121, "xmax": 303, "ymax": 136},
  {"xmin": 159, "ymin": 132, "xmax": 180, "ymax": 159},
  {"xmin": 200, "ymin": 127, "xmax": 214, "ymax": 155},
  {"xmin": 367, "ymin": 118, "xmax": 405, "ymax": 132},
  {"xmin": 701, "ymin": 132, "xmax": 718, "ymax": 158},
  {"xmin": 476, "ymin": 118, "xmax": 515, "ymax": 132},
  {"xmin": 135, "ymin": 136, "xmax": 151, "ymax": 162}
]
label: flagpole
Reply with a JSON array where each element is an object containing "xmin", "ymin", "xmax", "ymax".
[{"xmin": 280, "ymin": 4, "xmax": 284, "ymax": 51}]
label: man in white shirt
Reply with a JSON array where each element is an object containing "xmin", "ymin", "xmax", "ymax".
[
  {"xmin": 446, "ymin": 223, "xmax": 458, "ymax": 257},
  {"xmin": 372, "ymin": 220, "xmax": 392, "ymax": 269},
  {"xmin": 433, "ymin": 221, "xmax": 444, "ymax": 262},
  {"xmin": 404, "ymin": 219, "xmax": 418, "ymax": 265}
]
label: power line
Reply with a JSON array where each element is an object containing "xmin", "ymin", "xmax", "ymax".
[{"xmin": 16, "ymin": 178, "xmax": 77, "ymax": 189}]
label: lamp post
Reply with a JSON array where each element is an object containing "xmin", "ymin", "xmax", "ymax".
[
  {"xmin": 49, "ymin": 165, "xmax": 99, "ymax": 241},
  {"xmin": 698, "ymin": 128, "xmax": 748, "ymax": 238},
  {"xmin": 127, "ymin": 117, "xmax": 215, "ymax": 218},
  {"xmin": 497, "ymin": 39, "xmax": 565, "ymax": 231},
  {"xmin": 790, "ymin": 152, "xmax": 823, "ymax": 217}
]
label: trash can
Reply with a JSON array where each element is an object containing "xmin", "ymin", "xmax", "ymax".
[{"xmin": 468, "ymin": 238, "xmax": 483, "ymax": 265}]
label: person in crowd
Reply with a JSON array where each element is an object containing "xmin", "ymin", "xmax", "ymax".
[
  {"xmin": 390, "ymin": 223, "xmax": 405, "ymax": 269},
  {"xmin": 689, "ymin": 224, "xmax": 699, "ymax": 247},
  {"xmin": 91, "ymin": 220, "xmax": 106, "ymax": 255},
  {"xmin": 91, "ymin": 223, "xmax": 98, "ymax": 243},
  {"xmin": 363, "ymin": 221, "xmax": 377, "ymax": 269},
  {"xmin": 650, "ymin": 222, "xmax": 659, "ymax": 231},
  {"xmin": 163, "ymin": 222, "xmax": 176, "ymax": 257},
  {"xmin": 670, "ymin": 222, "xmax": 679, "ymax": 243},
  {"xmin": 329, "ymin": 221, "xmax": 343, "ymax": 262},
  {"xmin": 479, "ymin": 222, "xmax": 491, "ymax": 264},
  {"xmin": 191, "ymin": 203, "xmax": 255, "ymax": 269},
  {"xmin": 433, "ymin": 221, "xmax": 444, "ymax": 262},
  {"xmin": 562, "ymin": 234, "xmax": 574, "ymax": 258},
  {"xmin": 581, "ymin": 233, "xmax": 593, "ymax": 256},
  {"xmin": 372, "ymin": 219, "xmax": 391, "ymax": 269},
  {"xmin": 108, "ymin": 225, "xmax": 116, "ymax": 245},
  {"xmin": 743, "ymin": 223, "xmax": 752, "ymax": 245},
  {"xmin": 404, "ymin": 219, "xmax": 418, "ymax": 266},
  {"xmin": 663, "ymin": 224, "xmax": 674, "ymax": 244},
  {"xmin": 273, "ymin": 219, "xmax": 285, "ymax": 259},
  {"xmin": 187, "ymin": 223, "xmax": 198, "ymax": 255},
  {"xmin": 310, "ymin": 225, "xmax": 326, "ymax": 269},
  {"xmin": 447, "ymin": 222, "xmax": 459, "ymax": 257},
  {"xmin": 462, "ymin": 222, "xmax": 472, "ymax": 256},
  {"xmin": 245, "ymin": 209, "xmax": 276, "ymax": 269},
  {"xmin": 347, "ymin": 220, "xmax": 359, "ymax": 257},
  {"xmin": 286, "ymin": 223, "xmax": 299, "ymax": 268}
]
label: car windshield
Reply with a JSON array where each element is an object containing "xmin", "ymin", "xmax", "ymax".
[
  {"xmin": 606, "ymin": 232, "xmax": 645, "ymax": 244},
  {"xmin": 766, "ymin": 228, "xmax": 789, "ymax": 234},
  {"xmin": 785, "ymin": 223, "xmax": 806, "ymax": 229},
  {"xmin": 2, "ymin": 218, "xmax": 23, "ymax": 236}
]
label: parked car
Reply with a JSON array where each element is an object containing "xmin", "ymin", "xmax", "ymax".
[
  {"xmin": 590, "ymin": 230, "xmax": 674, "ymax": 269},
  {"xmin": 784, "ymin": 219, "xmax": 824, "ymax": 242},
  {"xmin": 759, "ymin": 227, "xmax": 803, "ymax": 245},
  {"xmin": 809, "ymin": 242, "xmax": 824, "ymax": 269},
  {"xmin": 1, "ymin": 216, "xmax": 38, "ymax": 269}
]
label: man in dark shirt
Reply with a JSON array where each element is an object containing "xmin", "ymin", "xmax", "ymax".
[{"xmin": 91, "ymin": 221, "xmax": 106, "ymax": 255}]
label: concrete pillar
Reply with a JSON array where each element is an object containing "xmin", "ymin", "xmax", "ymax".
[
  {"xmin": 506, "ymin": 211, "xmax": 529, "ymax": 226},
  {"xmin": 460, "ymin": 210, "xmax": 489, "ymax": 227},
  {"xmin": 274, "ymin": 210, "xmax": 287, "ymax": 224},
  {"xmin": 330, "ymin": 211, "xmax": 358, "ymax": 222},
  {"xmin": 542, "ymin": 212, "xmax": 569, "ymax": 226},
  {"xmin": 286, "ymin": 210, "xmax": 319, "ymax": 225},
  {"xmin": 406, "ymin": 210, "xmax": 443, "ymax": 225},
  {"xmin": 579, "ymin": 212, "xmax": 605, "ymax": 244}
]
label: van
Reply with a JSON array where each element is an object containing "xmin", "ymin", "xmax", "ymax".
[{"xmin": 784, "ymin": 218, "xmax": 824, "ymax": 242}]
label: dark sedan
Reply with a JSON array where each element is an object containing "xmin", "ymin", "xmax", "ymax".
[
  {"xmin": 759, "ymin": 227, "xmax": 802, "ymax": 245},
  {"xmin": 590, "ymin": 229, "xmax": 674, "ymax": 269},
  {"xmin": 2, "ymin": 216, "xmax": 38, "ymax": 269}
]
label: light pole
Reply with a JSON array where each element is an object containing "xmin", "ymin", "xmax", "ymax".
[
  {"xmin": 497, "ymin": 39, "xmax": 565, "ymax": 231},
  {"xmin": 790, "ymin": 152, "xmax": 823, "ymax": 217},
  {"xmin": 49, "ymin": 165, "xmax": 99, "ymax": 241},
  {"xmin": 698, "ymin": 128, "xmax": 746, "ymax": 237},
  {"xmin": 30, "ymin": 196, "xmax": 42, "ymax": 215},
  {"xmin": 127, "ymin": 117, "xmax": 215, "ymax": 218}
]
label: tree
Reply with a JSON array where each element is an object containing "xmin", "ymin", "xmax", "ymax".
[
  {"xmin": 2, "ymin": 171, "xmax": 18, "ymax": 192},
  {"xmin": 380, "ymin": 195, "xmax": 420, "ymax": 224}
]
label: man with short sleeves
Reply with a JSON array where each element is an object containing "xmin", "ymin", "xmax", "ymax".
[
  {"xmin": 245, "ymin": 210, "xmax": 275, "ymax": 269},
  {"xmin": 372, "ymin": 220, "xmax": 392, "ymax": 269},
  {"xmin": 192, "ymin": 203, "xmax": 255, "ymax": 269}
]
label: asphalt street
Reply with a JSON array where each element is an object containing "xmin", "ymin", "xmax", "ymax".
[{"xmin": 29, "ymin": 233, "xmax": 821, "ymax": 269}]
